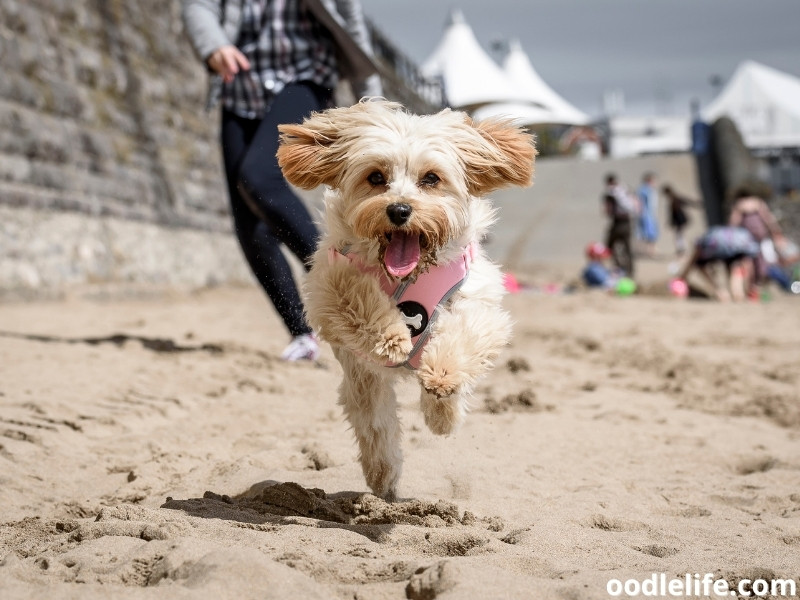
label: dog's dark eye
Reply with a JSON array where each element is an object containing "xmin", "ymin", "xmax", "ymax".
[
  {"xmin": 367, "ymin": 171, "xmax": 386, "ymax": 186},
  {"xmin": 420, "ymin": 172, "xmax": 440, "ymax": 187}
]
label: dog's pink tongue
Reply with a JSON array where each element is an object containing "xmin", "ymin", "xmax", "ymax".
[{"xmin": 385, "ymin": 231, "xmax": 421, "ymax": 278}]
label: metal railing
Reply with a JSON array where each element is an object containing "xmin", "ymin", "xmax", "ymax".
[{"xmin": 366, "ymin": 18, "xmax": 446, "ymax": 113}]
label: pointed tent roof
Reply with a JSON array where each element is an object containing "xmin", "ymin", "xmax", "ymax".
[
  {"xmin": 703, "ymin": 60, "xmax": 800, "ymax": 148},
  {"xmin": 421, "ymin": 10, "xmax": 524, "ymax": 110},
  {"xmin": 502, "ymin": 39, "xmax": 589, "ymax": 126}
]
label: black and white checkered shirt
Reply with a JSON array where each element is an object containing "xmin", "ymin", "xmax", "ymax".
[{"xmin": 221, "ymin": 0, "xmax": 338, "ymax": 119}]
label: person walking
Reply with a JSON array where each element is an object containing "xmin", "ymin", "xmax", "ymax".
[
  {"xmin": 602, "ymin": 173, "xmax": 637, "ymax": 277},
  {"xmin": 182, "ymin": 0, "xmax": 382, "ymax": 361},
  {"xmin": 661, "ymin": 184, "xmax": 700, "ymax": 257},
  {"xmin": 636, "ymin": 171, "xmax": 659, "ymax": 257}
]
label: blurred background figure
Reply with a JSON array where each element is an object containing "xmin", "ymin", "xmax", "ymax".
[
  {"xmin": 662, "ymin": 184, "xmax": 701, "ymax": 257},
  {"xmin": 601, "ymin": 173, "xmax": 638, "ymax": 278},
  {"xmin": 582, "ymin": 242, "xmax": 615, "ymax": 289},
  {"xmin": 728, "ymin": 183, "xmax": 784, "ymax": 290},
  {"xmin": 675, "ymin": 225, "xmax": 759, "ymax": 302},
  {"xmin": 181, "ymin": 0, "xmax": 381, "ymax": 361},
  {"xmin": 636, "ymin": 172, "xmax": 659, "ymax": 258}
]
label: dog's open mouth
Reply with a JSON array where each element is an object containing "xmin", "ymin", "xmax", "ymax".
[{"xmin": 383, "ymin": 231, "xmax": 428, "ymax": 279}]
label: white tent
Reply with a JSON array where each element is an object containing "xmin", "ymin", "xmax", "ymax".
[
  {"xmin": 703, "ymin": 60, "xmax": 800, "ymax": 149},
  {"xmin": 421, "ymin": 10, "xmax": 523, "ymax": 110},
  {"xmin": 501, "ymin": 39, "xmax": 589, "ymax": 126}
]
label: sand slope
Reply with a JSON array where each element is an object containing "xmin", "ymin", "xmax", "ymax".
[{"xmin": 1, "ymin": 286, "xmax": 799, "ymax": 599}]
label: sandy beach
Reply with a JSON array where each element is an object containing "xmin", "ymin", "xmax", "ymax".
[
  {"xmin": 1, "ymin": 0, "xmax": 798, "ymax": 594},
  {"xmin": 1, "ymin": 279, "xmax": 798, "ymax": 599}
]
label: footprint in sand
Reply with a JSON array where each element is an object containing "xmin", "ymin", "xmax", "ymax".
[
  {"xmin": 673, "ymin": 505, "xmax": 712, "ymax": 518},
  {"xmin": 734, "ymin": 455, "xmax": 777, "ymax": 475},
  {"xmin": 406, "ymin": 560, "xmax": 458, "ymax": 599},
  {"xmin": 505, "ymin": 357, "xmax": 530, "ymax": 374},
  {"xmin": 499, "ymin": 527, "xmax": 532, "ymax": 545},
  {"xmin": 1, "ymin": 428, "xmax": 41, "ymax": 444},
  {"xmin": 633, "ymin": 544, "xmax": 680, "ymax": 558},
  {"xmin": 482, "ymin": 388, "xmax": 554, "ymax": 414},
  {"xmin": 781, "ymin": 533, "xmax": 800, "ymax": 545},
  {"xmin": 585, "ymin": 513, "xmax": 646, "ymax": 532},
  {"xmin": 301, "ymin": 444, "xmax": 335, "ymax": 471},
  {"xmin": 420, "ymin": 530, "xmax": 491, "ymax": 557}
]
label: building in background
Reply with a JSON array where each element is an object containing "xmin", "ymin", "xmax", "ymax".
[{"xmin": 605, "ymin": 115, "xmax": 691, "ymax": 158}]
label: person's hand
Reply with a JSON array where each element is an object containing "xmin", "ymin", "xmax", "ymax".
[{"xmin": 207, "ymin": 45, "xmax": 250, "ymax": 83}]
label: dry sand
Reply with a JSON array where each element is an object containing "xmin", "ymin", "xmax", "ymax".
[{"xmin": 1, "ymin": 281, "xmax": 799, "ymax": 599}]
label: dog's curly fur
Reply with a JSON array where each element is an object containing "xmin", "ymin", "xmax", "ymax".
[{"xmin": 277, "ymin": 100, "xmax": 536, "ymax": 499}]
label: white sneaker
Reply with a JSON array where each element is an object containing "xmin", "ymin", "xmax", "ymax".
[{"xmin": 281, "ymin": 333, "xmax": 320, "ymax": 361}]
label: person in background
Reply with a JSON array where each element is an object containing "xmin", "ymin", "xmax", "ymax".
[
  {"xmin": 661, "ymin": 184, "xmax": 701, "ymax": 257},
  {"xmin": 728, "ymin": 184, "xmax": 784, "ymax": 289},
  {"xmin": 602, "ymin": 173, "xmax": 638, "ymax": 277},
  {"xmin": 636, "ymin": 171, "xmax": 659, "ymax": 257},
  {"xmin": 674, "ymin": 226, "xmax": 759, "ymax": 302},
  {"xmin": 182, "ymin": 0, "xmax": 382, "ymax": 361},
  {"xmin": 582, "ymin": 242, "xmax": 621, "ymax": 289}
]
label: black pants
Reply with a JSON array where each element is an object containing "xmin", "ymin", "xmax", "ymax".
[
  {"xmin": 606, "ymin": 218, "xmax": 634, "ymax": 277},
  {"xmin": 220, "ymin": 83, "xmax": 331, "ymax": 337}
]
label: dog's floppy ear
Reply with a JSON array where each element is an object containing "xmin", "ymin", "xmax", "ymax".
[
  {"xmin": 461, "ymin": 117, "xmax": 537, "ymax": 196},
  {"xmin": 277, "ymin": 115, "xmax": 342, "ymax": 189}
]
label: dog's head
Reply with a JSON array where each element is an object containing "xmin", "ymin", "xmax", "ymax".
[{"xmin": 277, "ymin": 100, "xmax": 536, "ymax": 279}]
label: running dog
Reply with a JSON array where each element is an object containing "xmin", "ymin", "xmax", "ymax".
[{"xmin": 277, "ymin": 100, "xmax": 535, "ymax": 499}]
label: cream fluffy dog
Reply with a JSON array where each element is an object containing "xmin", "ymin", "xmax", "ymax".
[{"xmin": 277, "ymin": 100, "xmax": 535, "ymax": 499}]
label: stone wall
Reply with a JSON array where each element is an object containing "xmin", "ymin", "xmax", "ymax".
[
  {"xmin": 0, "ymin": 206, "xmax": 253, "ymax": 300},
  {"xmin": 0, "ymin": 0, "xmax": 446, "ymax": 296},
  {"xmin": 0, "ymin": 0, "xmax": 228, "ymax": 231}
]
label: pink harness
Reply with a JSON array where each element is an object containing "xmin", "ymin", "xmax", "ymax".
[{"xmin": 328, "ymin": 243, "xmax": 476, "ymax": 369}]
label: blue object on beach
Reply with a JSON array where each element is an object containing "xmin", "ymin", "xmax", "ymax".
[
  {"xmin": 691, "ymin": 121, "xmax": 711, "ymax": 155},
  {"xmin": 583, "ymin": 262, "xmax": 609, "ymax": 287},
  {"xmin": 767, "ymin": 264, "xmax": 792, "ymax": 292}
]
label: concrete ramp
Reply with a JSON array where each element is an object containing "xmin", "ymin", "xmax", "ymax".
[{"xmin": 485, "ymin": 153, "xmax": 705, "ymax": 277}]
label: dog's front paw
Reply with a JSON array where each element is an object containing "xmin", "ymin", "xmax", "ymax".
[
  {"xmin": 373, "ymin": 322, "xmax": 412, "ymax": 363},
  {"xmin": 421, "ymin": 389, "xmax": 465, "ymax": 436}
]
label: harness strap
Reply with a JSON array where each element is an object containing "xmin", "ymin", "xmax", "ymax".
[{"xmin": 328, "ymin": 243, "xmax": 475, "ymax": 369}]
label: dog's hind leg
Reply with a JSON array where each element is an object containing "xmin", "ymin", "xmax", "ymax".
[{"xmin": 335, "ymin": 350, "xmax": 403, "ymax": 500}]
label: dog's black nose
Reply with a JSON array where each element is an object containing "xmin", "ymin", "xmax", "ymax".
[{"xmin": 386, "ymin": 203, "xmax": 412, "ymax": 226}]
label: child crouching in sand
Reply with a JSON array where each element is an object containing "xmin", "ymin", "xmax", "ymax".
[{"xmin": 674, "ymin": 226, "xmax": 759, "ymax": 301}]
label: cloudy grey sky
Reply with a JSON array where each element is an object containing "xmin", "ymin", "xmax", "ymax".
[{"xmin": 360, "ymin": 0, "xmax": 800, "ymax": 117}]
